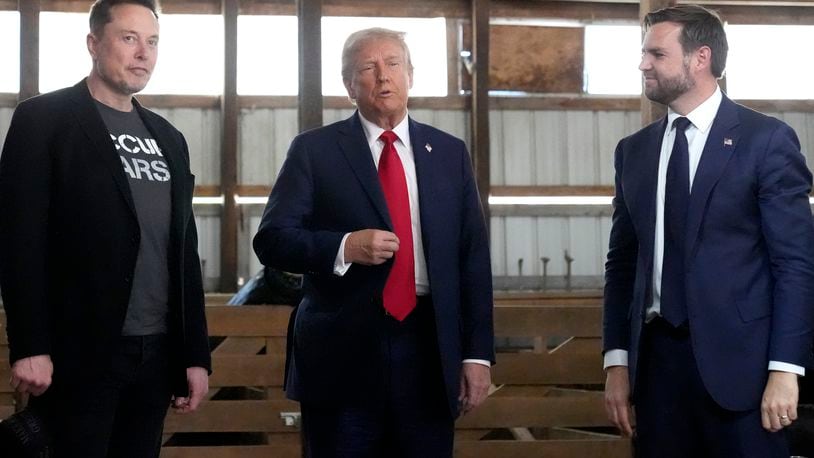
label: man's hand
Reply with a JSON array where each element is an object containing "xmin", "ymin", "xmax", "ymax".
[
  {"xmin": 458, "ymin": 363, "xmax": 491, "ymax": 415},
  {"xmin": 173, "ymin": 367, "xmax": 209, "ymax": 414},
  {"xmin": 344, "ymin": 229, "xmax": 400, "ymax": 265},
  {"xmin": 10, "ymin": 355, "xmax": 53, "ymax": 396},
  {"xmin": 761, "ymin": 371, "xmax": 799, "ymax": 432},
  {"xmin": 604, "ymin": 365, "xmax": 634, "ymax": 437}
]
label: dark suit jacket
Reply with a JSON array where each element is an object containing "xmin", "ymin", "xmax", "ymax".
[
  {"xmin": 253, "ymin": 112, "xmax": 494, "ymax": 416},
  {"xmin": 0, "ymin": 80, "xmax": 211, "ymax": 396},
  {"xmin": 603, "ymin": 94, "xmax": 814, "ymax": 411}
]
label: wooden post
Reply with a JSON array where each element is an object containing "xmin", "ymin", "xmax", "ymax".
[
  {"xmin": 220, "ymin": 0, "xmax": 239, "ymax": 292},
  {"xmin": 471, "ymin": 0, "xmax": 490, "ymax": 223},
  {"xmin": 298, "ymin": 0, "xmax": 323, "ymax": 132},
  {"xmin": 18, "ymin": 0, "xmax": 39, "ymax": 102}
]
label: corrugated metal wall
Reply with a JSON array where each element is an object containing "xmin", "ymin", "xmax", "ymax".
[{"xmin": 1, "ymin": 105, "xmax": 813, "ymax": 288}]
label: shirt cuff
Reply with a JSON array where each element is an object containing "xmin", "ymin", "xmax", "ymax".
[
  {"xmin": 463, "ymin": 359, "xmax": 491, "ymax": 367},
  {"xmin": 768, "ymin": 361, "xmax": 805, "ymax": 376},
  {"xmin": 333, "ymin": 233, "xmax": 352, "ymax": 276},
  {"xmin": 603, "ymin": 349, "xmax": 628, "ymax": 370}
]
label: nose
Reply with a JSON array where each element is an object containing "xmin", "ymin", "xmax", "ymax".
[
  {"xmin": 639, "ymin": 55, "xmax": 650, "ymax": 72},
  {"xmin": 376, "ymin": 63, "xmax": 389, "ymax": 82}
]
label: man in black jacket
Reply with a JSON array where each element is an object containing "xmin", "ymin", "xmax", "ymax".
[{"xmin": 0, "ymin": 1, "xmax": 210, "ymax": 456}]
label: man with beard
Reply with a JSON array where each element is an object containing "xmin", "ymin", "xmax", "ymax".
[
  {"xmin": 0, "ymin": 1, "xmax": 210, "ymax": 456},
  {"xmin": 602, "ymin": 4, "xmax": 814, "ymax": 456}
]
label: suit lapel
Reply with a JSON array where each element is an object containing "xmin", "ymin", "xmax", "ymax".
[
  {"xmin": 409, "ymin": 118, "xmax": 434, "ymax": 256},
  {"xmin": 633, "ymin": 119, "xmax": 667, "ymax": 265},
  {"xmin": 685, "ymin": 97, "xmax": 740, "ymax": 262},
  {"xmin": 67, "ymin": 80, "xmax": 138, "ymax": 221},
  {"xmin": 338, "ymin": 112, "xmax": 393, "ymax": 228}
]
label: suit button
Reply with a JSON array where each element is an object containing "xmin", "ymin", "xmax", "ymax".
[
  {"xmin": 124, "ymin": 276, "xmax": 131, "ymax": 284},
  {"xmin": 131, "ymin": 236, "xmax": 139, "ymax": 246}
]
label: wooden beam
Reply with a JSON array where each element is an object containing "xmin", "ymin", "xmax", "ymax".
[
  {"xmin": 491, "ymin": 185, "xmax": 615, "ymax": 196},
  {"xmin": 19, "ymin": 0, "xmax": 39, "ymax": 101},
  {"xmin": 454, "ymin": 439, "xmax": 631, "ymax": 458},
  {"xmin": 136, "ymin": 94, "xmax": 220, "ymax": 109},
  {"xmin": 0, "ymin": 93, "xmax": 17, "ymax": 107},
  {"xmin": 0, "ymin": 0, "xmax": 15, "ymax": 10},
  {"xmin": 160, "ymin": 445, "xmax": 301, "ymax": 458},
  {"xmin": 297, "ymin": 0, "xmax": 323, "ymax": 131},
  {"xmin": 220, "ymin": 0, "xmax": 239, "ymax": 292},
  {"xmin": 471, "ymin": 0, "xmax": 490, "ymax": 223}
]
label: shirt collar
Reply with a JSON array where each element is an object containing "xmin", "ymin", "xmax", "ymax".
[
  {"xmin": 358, "ymin": 110, "xmax": 411, "ymax": 148},
  {"xmin": 667, "ymin": 85, "xmax": 722, "ymax": 134}
]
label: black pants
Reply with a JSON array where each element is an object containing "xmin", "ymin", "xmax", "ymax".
[
  {"xmin": 31, "ymin": 334, "xmax": 173, "ymax": 458},
  {"xmin": 634, "ymin": 318, "xmax": 787, "ymax": 458},
  {"xmin": 300, "ymin": 296, "xmax": 454, "ymax": 458}
]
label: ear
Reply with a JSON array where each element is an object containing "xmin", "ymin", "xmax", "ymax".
[
  {"xmin": 87, "ymin": 33, "xmax": 98, "ymax": 60},
  {"xmin": 694, "ymin": 45, "xmax": 713, "ymax": 75},
  {"xmin": 344, "ymin": 78, "xmax": 356, "ymax": 100},
  {"xmin": 408, "ymin": 68, "xmax": 413, "ymax": 90}
]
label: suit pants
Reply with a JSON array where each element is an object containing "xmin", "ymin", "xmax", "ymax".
[
  {"xmin": 30, "ymin": 334, "xmax": 173, "ymax": 458},
  {"xmin": 300, "ymin": 296, "xmax": 454, "ymax": 458},
  {"xmin": 634, "ymin": 317, "xmax": 787, "ymax": 458}
]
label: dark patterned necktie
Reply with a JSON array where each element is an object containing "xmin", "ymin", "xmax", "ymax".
[{"xmin": 661, "ymin": 117, "xmax": 692, "ymax": 327}]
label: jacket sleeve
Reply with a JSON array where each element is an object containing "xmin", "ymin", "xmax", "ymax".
[
  {"xmin": 178, "ymin": 135, "xmax": 211, "ymax": 372},
  {"xmin": 253, "ymin": 135, "xmax": 345, "ymax": 275},
  {"xmin": 457, "ymin": 141, "xmax": 495, "ymax": 363},
  {"xmin": 757, "ymin": 122, "xmax": 814, "ymax": 367},
  {"xmin": 0, "ymin": 101, "xmax": 53, "ymax": 363},
  {"xmin": 603, "ymin": 139, "xmax": 637, "ymax": 354}
]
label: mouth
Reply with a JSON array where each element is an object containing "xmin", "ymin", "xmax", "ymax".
[{"xmin": 130, "ymin": 67, "xmax": 150, "ymax": 76}]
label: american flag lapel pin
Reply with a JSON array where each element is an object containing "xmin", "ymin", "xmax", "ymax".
[
  {"xmin": 723, "ymin": 138, "xmax": 733, "ymax": 146},
  {"xmin": 425, "ymin": 143, "xmax": 432, "ymax": 152}
]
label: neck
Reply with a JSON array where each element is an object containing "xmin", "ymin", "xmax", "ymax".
[
  {"xmin": 670, "ymin": 79, "xmax": 718, "ymax": 116},
  {"xmin": 86, "ymin": 74, "xmax": 134, "ymax": 112},
  {"xmin": 361, "ymin": 110, "xmax": 407, "ymax": 131}
]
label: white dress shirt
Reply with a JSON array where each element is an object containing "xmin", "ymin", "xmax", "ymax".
[
  {"xmin": 332, "ymin": 112, "xmax": 489, "ymax": 368},
  {"xmin": 604, "ymin": 87, "xmax": 803, "ymax": 376}
]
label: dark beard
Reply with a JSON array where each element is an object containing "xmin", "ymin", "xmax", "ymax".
[{"xmin": 645, "ymin": 64, "xmax": 694, "ymax": 105}]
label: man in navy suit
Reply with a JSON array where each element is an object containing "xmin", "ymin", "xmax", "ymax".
[
  {"xmin": 253, "ymin": 28, "xmax": 494, "ymax": 457},
  {"xmin": 602, "ymin": 5, "xmax": 814, "ymax": 456}
]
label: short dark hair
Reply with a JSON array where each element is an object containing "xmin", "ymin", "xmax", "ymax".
[
  {"xmin": 89, "ymin": 0, "xmax": 160, "ymax": 37},
  {"xmin": 643, "ymin": 4, "xmax": 728, "ymax": 78}
]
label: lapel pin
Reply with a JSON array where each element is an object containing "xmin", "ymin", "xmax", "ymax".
[
  {"xmin": 425, "ymin": 143, "xmax": 432, "ymax": 153},
  {"xmin": 723, "ymin": 138, "xmax": 733, "ymax": 146}
]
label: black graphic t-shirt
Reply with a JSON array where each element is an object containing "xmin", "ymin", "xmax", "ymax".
[{"xmin": 96, "ymin": 100, "xmax": 171, "ymax": 336}]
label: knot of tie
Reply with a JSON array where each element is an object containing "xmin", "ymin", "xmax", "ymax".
[
  {"xmin": 380, "ymin": 130, "xmax": 398, "ymax": 146},
  {"xmin": 673, "ymin": 116, "xmax": 691, "ymax": 134}
]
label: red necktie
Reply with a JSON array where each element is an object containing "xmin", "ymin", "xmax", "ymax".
[{"xmin": 378, "ymin": 130, "xmax": 416, "ymax": 321}]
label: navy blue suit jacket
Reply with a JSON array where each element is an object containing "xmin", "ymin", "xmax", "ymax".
[
  {"xmin": 253, "ymin": 112, "xmax": 494, "ymax": 416},
  {"xmin": 603, "ymin": 95, "xmax": 814, "ymax": 411}
]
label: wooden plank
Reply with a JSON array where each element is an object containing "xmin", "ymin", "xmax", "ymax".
[
  {"xmin": 494, "ymin": 305, "xmax": 602, "ymax": 337},
  {"xmin": 209, "ymin": 355, "xmax": 285, "ymax": 387},
  {"xmin": 205, "ymin": 306, "xmax": 292, "ymax": 336},
  {"xmin": 456, "ymin": 395, "xmax": 609, "ymax": 429},
  {"xmin": 492, "ymin": 185, "xmax": 614, "ymax": 197},
  {"xmin": 138, "ymin": 95, "xmax": 220, "ymax": 109},
  {"xmin": 211, "ymin": 336, "xmax": 266, "ymax": 355},
  {"xmin": 160, "ymin": 445, "xmax": 301, "ymax": 458},
  {"xmin": 0, "ymin": 361, "xmax": 10, "ymax": 393},
  {"xmin": 0, "ymin": 93, "xmax": 17, "ymax": 108},
  {"xmin": 493, "ymin": 351, "xmax": 604, "ymax": 385},
  {"xmin": 454, "ymin": 439, "xmax": 631, "ymax": 458},
  {"xmin": 205, "ymin": 293, "xmax": 234, "ymax": 305},
  {"xmin": 163, "ymin": 399, "xmax": 300, "ymax": 432},
  {"xmin": 0, "ymin": 405, "xmax": 15, "ymax": 419}
]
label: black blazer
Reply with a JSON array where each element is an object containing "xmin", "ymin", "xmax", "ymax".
[
  {"xmin": 0, "ymin": 80, "xmax": 210, "ymax": 395},
  {"xmin": 253, "ymin": 113, "xmax": 494, "ymax": 416}
]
